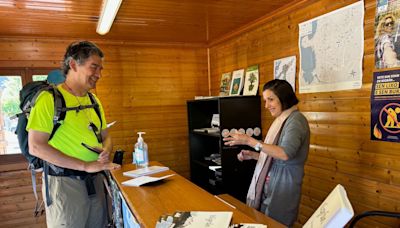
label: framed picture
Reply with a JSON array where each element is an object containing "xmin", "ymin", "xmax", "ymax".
[
  {"xmin": 219, "ymin": 72, "xmax": 232, "ymax": 96},
  {"xmin": 274, "ymin": 56, "xmax": 296, "ymax": 91},
  {"xmin": 243, "ymin": 65, "xmax": 259, "ymax": 96},
  {"xmin": 229, "ymin": 69, "xmax": 244, "ymax": 96}
]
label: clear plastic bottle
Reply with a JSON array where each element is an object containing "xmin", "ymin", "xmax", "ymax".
[{"xmin": 134, "ymin": 132, "xmax": 148, "ymax": 168}]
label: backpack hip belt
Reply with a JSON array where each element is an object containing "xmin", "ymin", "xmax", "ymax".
[{"xmin": 48, "ymin": 164, "xmax": 101, "ymax": 196}]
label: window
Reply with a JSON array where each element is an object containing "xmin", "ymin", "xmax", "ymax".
[
  {"xmin": 0, "ymin": 75, "xmax": 22, "ymax": 154},
  {"xmin": 0, "ymin": 68, "xmax": 55, "ymax": 164},
  {"xmin": 33, "ymin": 74, "xmax": 48, "ymax": 81}
]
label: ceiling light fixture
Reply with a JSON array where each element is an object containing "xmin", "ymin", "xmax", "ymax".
[{"xmin": 96, "ymin": 0, "xmax": 123, "ymax": 35}]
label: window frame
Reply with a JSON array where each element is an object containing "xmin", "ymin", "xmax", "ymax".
[{"xmin": 0, "ymin": 68, "xmax": 55, "ymax": 166}]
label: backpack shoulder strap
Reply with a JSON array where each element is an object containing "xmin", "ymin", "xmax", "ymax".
[
  {"xmin": 87, "ymin": 92, "xmax": 103, "ymax": 129},
  {"xmin": 45, "ymin": 89, "xmax": 103, "ymax": 141},
  {"xmin": 26, "ymin": 84, "xmax": 53, "ymax": 112},
  {"xmin": 48, "ymin": 86, "xmax": 66, "ymax": 141}
]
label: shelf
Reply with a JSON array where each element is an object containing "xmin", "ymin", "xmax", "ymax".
[
  {"xmin": 191, "ymin": 130, "xmax": 220, "ymax": 138},
  {"xmin": 192, "ymin": 159, "xmax": 220, "ymax": 169}
]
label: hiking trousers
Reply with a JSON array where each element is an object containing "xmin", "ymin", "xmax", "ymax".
[{"xmin": 42, "ymin": 173, "xmax": 107, "ymax": 228}]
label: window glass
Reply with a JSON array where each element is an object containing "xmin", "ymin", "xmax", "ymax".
[
  {"xmin": 0, "ymin": 76, "xmax": 22, "ymax": 154},
  {"xmin": 33, "ymin": 74, "xmax": 47, "ymax": 81}
]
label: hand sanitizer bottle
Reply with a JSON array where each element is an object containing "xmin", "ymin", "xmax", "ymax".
[{"xmin": 134, "ymin": 132, "xmax": 148, "ymax": 168}]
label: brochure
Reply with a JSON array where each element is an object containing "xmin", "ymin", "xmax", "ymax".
[
  {"xmin": 123, "ymin": 165, "xmax": 169, "ymax": 178},
  {"xmin": 230, "ymin": 224, "xmax": 267, "ymax": 228},
  {"xmin": 122, "ymin": 174, "xmax": 175, "ymax": 187},
  {"xmin": 303, "ymin": 184, "xmax": 354, "ymax": 228},
  {"xmin": 156, "ymin": 211, "xmax": 233, "ymax": 228}
]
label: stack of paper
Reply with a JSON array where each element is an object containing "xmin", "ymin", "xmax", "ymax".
[
  {"xmin": 123, "ymin": 165, "xmax": 169, "ymax": 178},
  {"xmin": 122, "ymin": 174, "xmax": 175, "ymax": 187},
  {"xmin": 156, "ymin": 211, "xmax": 233, "ymax": 228},
  {"xmin": 303, "ymin": 184, "xmax": 354, "ymax": 228}
]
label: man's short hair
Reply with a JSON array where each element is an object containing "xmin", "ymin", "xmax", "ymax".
[{"xmin": 62, "ymin": 41, "xmax": 104, "ymax": 75}]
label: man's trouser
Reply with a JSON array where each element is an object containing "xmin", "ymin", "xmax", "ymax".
[{"xmin": 43, "ymin": 173, "xmax": 107, "ymax": 228}]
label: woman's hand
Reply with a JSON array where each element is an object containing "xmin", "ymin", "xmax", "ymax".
[
  {"xmin": 223, "ymin": 133, "xmax": 251, "ymax": 146},
  {"xmin": 237, "ymin": 150, "xmax": 259, "ymax": 161}
]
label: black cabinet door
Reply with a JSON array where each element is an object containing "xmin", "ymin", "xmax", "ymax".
[
  {"xmin": 187, "ymin": 96, "xmax": 262, "ymax": 202},
  {"xmin": 219, "ymin": 96, "xmax": 262, "ymax": 202}
]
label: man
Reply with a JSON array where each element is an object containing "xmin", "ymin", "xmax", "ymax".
[{"xmin": 27, "ymin": 41, "xmax": 120, "ymax": 227}]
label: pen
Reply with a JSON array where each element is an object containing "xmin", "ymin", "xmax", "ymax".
[
  {"xmin": 214, "ymin": 195, "xmax": 236, "ymax": 209},
  {"xmin": 81, "ymin": 142, "xmax": 101, "ymax": 154}
]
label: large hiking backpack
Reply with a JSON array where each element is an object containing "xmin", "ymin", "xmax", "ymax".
[{"xmin": 14, "ymin": 80, "xmax": 103, "ymax": 216}]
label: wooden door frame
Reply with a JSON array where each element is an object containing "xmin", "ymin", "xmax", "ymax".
[{"xmin": 0, "ymin": 67, "xmax": 55, "ymax": 168}]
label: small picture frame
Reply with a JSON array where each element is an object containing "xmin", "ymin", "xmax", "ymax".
[
  {"xmin": 219, "ymin": 72, "xmax": 232, "ymax": 96},
  {"xmin": 274, "ymin": 56, "xmax": 296, "ymax": 91},
  {"xmin": 243, "ymin": 65, "xmax": 259, "ymax": 96},
  {"xmin": 229, "ymin": 69, "xmax": 244, "ymax": 96}
]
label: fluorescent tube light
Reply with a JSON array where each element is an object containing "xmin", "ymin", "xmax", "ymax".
[{"xmin": 97, "ymin": 0, "xmax": 123, "ymax": 35}]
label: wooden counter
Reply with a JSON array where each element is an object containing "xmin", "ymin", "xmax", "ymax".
[{"xmin": 110, "ymin": 162, "xmax": 285, "ymax": 228}]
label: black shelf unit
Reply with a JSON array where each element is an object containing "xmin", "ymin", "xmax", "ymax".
[{"xmin": 187, "ymin": 96, "xmax": 262, "ymax": 202}]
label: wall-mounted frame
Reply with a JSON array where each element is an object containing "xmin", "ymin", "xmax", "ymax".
[{"xmin": 229, "ymin": 69, "xmax": 244, "ymax": 96}]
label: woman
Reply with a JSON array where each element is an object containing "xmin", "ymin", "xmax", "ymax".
[
  {"xmin": 375, "ymin": 14, "xmax": 400, "ymax": 68},
  {"xmin": 223, "ymin": 79, "xmax": 310, "ymax": 226}
]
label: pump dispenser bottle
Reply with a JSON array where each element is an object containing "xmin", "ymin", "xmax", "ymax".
[{"xmin": 134, "ymin": 132, "xmax": 148, "ymax": 168}]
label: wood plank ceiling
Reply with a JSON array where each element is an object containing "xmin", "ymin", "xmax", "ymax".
[{"xmin": 0, "ymin": 0, "xmax": 297, "ymax": 44}]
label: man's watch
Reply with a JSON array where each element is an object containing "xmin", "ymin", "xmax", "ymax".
[{"xmin": 254, "ymin": 142, "xmax": 263, "ymax": 152}]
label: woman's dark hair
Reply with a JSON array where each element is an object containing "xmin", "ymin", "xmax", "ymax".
[
  {"xmin": 263, "ymin": 79, "xmax": 299, "ymax": 110},
  {"xmin": 62, "ymin": 41, "xmax": 104, "ymax": 75}
]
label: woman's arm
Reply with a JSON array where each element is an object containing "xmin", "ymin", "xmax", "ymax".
[
  {"xmin": 383, "ymin": 42, "xmax": 399, "ymax": 67},
  {"xmin": 224, "ymin": 133, "xmax": 289, "ymax": 160}
]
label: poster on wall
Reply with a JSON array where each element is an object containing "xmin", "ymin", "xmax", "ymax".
[
  {"xmin": 229, "ymin": 69, "xmax": 244, "ymax": 96},
  {"xmin": 219, "ymin": 72, "xmax": 232, "ymax": 96},
  {"xmin": 243, "ymin": 65, "xmax": 259, "ymax": 96},
  {"xmin": 274, "ymin": 56, "xmax": 296, "ymax": 91},
  {"xmin": 371, "ymin": 70, "xmax": 400, "ymax": 142},
  {"xmin": 298, "ymin": 1, "xmax": 364, "ymax": 93},
  {"xmin": 374, "ymin": 0, "xmax": 400, "ymax": 69}
]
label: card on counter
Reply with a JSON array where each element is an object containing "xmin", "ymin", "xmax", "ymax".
[
  {"xmin": 122, "ymin": 174, "xmax": 175, "ymax": 187},
  {"xmin": 123, "ymin": 165, "xmax": 169, "ymax": 178}
]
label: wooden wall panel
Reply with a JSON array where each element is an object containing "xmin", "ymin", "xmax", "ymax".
[
  {"xmin": 209, "ymin": 0, "xmax": 400, "ymax": 227},
  {"xmin": 95, "ymin": 43, "xmax": 208, "ymax": 176},
  {"xmin": 0, "ymin": 168, "xmax": 45, "ymax": 227},
  {"xmin": 0, "ymin": 38, "xmax": 207, "ymax": 226}
]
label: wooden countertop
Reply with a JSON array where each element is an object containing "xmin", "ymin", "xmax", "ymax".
[{"xmin": 110, "ymin": 161, "xmax": 286, "ymax": 228}]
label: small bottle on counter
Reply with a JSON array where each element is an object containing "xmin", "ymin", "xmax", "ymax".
[{"xmin": 134, "ymin": 132, "xmax": 148, "ymax": 168}]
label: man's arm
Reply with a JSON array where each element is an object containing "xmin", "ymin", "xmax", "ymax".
[
  {"xmin": 97, "ymin": 129, "xmax": 112, "ymax": 163},
  {"xmin": 29, "ymin": 130, "xmax": 119, "ymax": 172},
  {"xmin": 101, "ymin": 129, "xmax": 112, "ymax": 153}
]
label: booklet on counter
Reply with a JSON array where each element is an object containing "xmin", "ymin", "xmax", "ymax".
[
  {"xmin": 303, "ymin": 184, "xmax": 354, "ymax": 228},
  {"xmin": 230, "ymin": 224, "xmax": 267, "ymax": 228},
  {"xmin": 122, "ymin": 174, "xmax": 175, "ymax": 187},
  {"xmin": 123, "ymin": 165, "xmax": 169, "ymax": 178},
  {"xmin": 156, "ymin": 211, "xmax": 233, "ymax": 228}
]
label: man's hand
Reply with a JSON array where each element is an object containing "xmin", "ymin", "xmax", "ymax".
[
  {"xmin": 85, "ymin": 161, "xmax": 120, "ymax": 173},
  {"xmin": 97, "ymin": 147, "xmax": 110, "ymax": 163}
]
